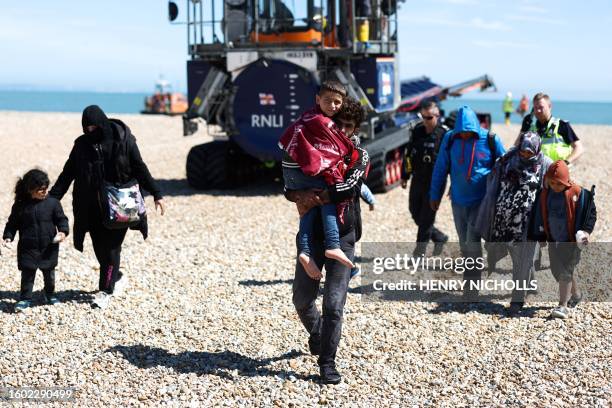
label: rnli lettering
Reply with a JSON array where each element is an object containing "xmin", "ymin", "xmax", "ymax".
[{"xmin": 251, "ymin": 114, "xmax": 284, "ymax": 128}]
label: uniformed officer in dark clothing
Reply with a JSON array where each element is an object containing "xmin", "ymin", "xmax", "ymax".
[{"xmin": 401, "ymin": 101, "xmax": 448, "ymax": 255}]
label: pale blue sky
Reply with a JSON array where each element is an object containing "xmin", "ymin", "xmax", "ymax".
[{"xmin": 1, "ymin": 1, "xmax": 611, "ymax": 101}]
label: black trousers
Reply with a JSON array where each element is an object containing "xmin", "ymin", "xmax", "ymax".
[
  {"xmin": 89, "ymin": 221, "xmax": 128, "ymax": 294},
  {"xmin": 292, "ymin": 231, "xmax": 355, "ymax": 368},
  {"xmin": 409, "ymin": 176, "xmax": 446, "ymax": 243},
  {"xmin": 20, "ymin": 268, "xmax": 55, "ymax": 301}
]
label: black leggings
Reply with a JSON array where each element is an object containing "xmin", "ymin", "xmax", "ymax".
[
  {"xmin": 20, "ymin": 268, "xmax": 55, "ymax": 301},
  {"xmin": 89, "ymin": 222, "xmax": 128, "ymax": 294}
]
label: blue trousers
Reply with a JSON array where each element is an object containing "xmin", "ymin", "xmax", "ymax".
[{"xmin": 283, "ymin": 167, "xmax": 340, "ymax": 256}]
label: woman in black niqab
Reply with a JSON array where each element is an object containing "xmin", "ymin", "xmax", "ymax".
[
  {"xmin": 49, "ymin": 104, "xmax": 166, "ymax": 309},
  {"xmin": 81, "ymin": 105, "xmax": 113, "ymax": 142}
]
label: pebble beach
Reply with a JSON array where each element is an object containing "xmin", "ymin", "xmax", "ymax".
[{"xmin": 0, "ymin": 111, "xmax": 610, "ymax": 407}]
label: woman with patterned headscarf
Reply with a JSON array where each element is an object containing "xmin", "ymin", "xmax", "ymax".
[
  {"xmin": 492, "ymin": 131, "xmax": 551, "ymax": 242},
  {"xmin": 490, "ymin": 131, "xmax": 552, "ymax": 314}
]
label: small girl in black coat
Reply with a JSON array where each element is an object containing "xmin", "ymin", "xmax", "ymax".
[{"xmin": 2, "ymin": 169, "xmax": 69, "ymax": 312}]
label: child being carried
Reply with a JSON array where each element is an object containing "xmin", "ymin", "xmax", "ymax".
[{"xmin": 279, "ymin": 80, "xmax": 356, "ymax": 278}]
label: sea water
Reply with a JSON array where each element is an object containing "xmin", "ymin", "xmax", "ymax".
[{"xmin": 1, "ymin": 91, "xmax": 611, "ymax": 125}]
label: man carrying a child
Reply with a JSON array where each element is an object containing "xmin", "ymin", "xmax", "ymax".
[{"xmin": 281, "ymin": 84, "xmax": 369, "ymax": 385}]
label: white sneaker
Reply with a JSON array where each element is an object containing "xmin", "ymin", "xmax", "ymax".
[
  {"xmin": 113, "ymin": 273, "xmax": 128, "ymax": 296},
  {"xmin": 91, "ymin": 291, "xmax": 112, "ymax": 309},
  {"xmin": 550, "ymin": 306, "xmax": 569, "ymax": 319}
]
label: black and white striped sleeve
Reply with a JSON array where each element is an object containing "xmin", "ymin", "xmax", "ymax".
[{"xmin": 328, "ymin": 147, "xmax": 370, "ymax": 203}]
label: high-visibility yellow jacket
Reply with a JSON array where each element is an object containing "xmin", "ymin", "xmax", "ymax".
[{"xmin": 530, "ymin": 116, "xmax": 572, "ymax": 161}]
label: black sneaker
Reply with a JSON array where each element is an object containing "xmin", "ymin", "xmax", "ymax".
[
  {"xmin": 506, "ymin": 302, "xmax": 524, "ymax": 316},
  {"xmin": 412, "ymin": 243, "xmax": 428, "ymax": 260},
  {"xmin": 44, "ymin": 294, "xmax": 60, "ymax": 305},
  {"xmin": 308, "ymin": 334, "xmax": 321, "ymax": 356},
  {"xmin": 14, "ymin": 300, "xmax": 32, "ymax": 313},
  {"xmin": 487, "ymin": 259, "xmax": 496, "ymax": 275},
  {"xmin": 320, "ymin": 365, "xmax": 341, "ymax": 385},
  {"xmin": 432, "ymin": 235, "xmax": 449, "ymax": 256},
  {"xmin": 568, "ymin": 293, "xmax": 583, "ymax": 308},
  {"xmin": 462, "ymin": 288, "xmax": 479, "ymax": 302}
]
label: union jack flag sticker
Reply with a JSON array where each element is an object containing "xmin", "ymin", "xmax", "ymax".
[{"xmin": 259, "ymin": 93, "xmax": 276, "ymax": 105}]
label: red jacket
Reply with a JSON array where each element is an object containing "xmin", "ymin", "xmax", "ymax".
[{"xmin": 278, "ymin": 106, "xmax": 354, "ymax": 185}]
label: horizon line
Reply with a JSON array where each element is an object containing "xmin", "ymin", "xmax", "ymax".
[{"xmin": 1, "ymin": 87, "xmax": 611, "ymax": 104}]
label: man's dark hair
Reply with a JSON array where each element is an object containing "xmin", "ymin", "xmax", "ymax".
[
  {"xmin": 337, "ymin": 96, "xmax": 365, "ymax": 126},
  {"xmin": 420, "ymin": 100, "xmax": 438, "ymax": 111},
  {"xmin": 319, "ymin": 80, "xmax": 347, "ymax": 98}
]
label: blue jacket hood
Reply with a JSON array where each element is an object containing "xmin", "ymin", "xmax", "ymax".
[
  {"xmin": 428, "ymin": 105, "xmax": 507, "ymax": 207},
  {"xmin": 452, "ymin": 106, "xmax": 481, "ymax": 136}
]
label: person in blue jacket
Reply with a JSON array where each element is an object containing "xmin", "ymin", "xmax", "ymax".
[{"xmin": 429, "ymin": 106, "xmax": 506, "ymax": 298}]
